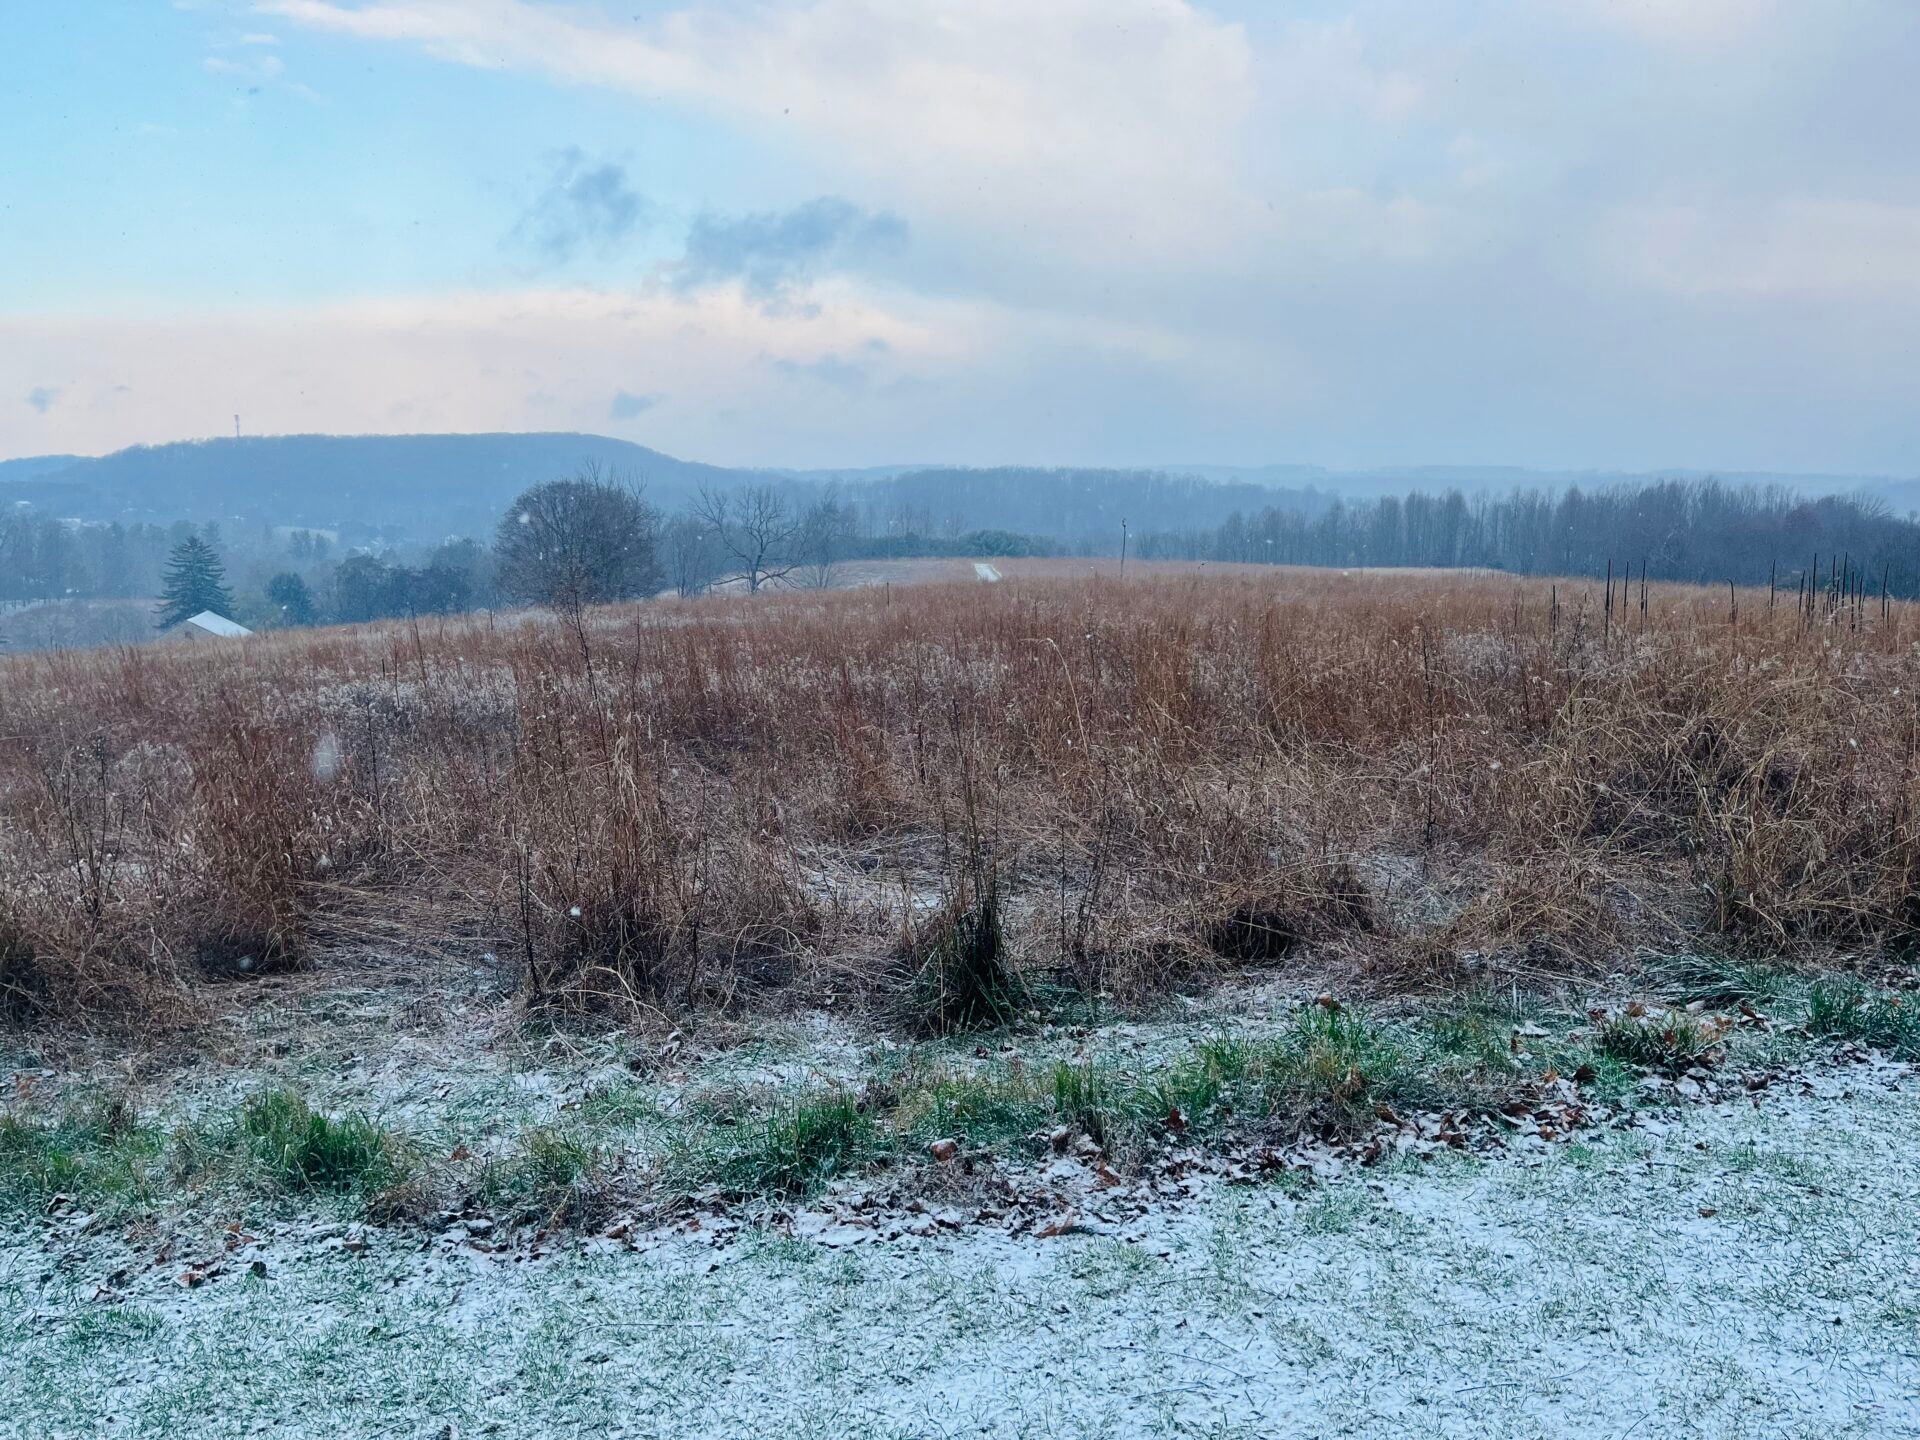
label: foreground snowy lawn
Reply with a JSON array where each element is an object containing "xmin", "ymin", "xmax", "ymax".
[{"xmin": 4, "ymin": 1069, "xmax": 1917, "ymax": 1440}]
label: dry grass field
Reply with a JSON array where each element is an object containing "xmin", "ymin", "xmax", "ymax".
[{"xmin": 2, "ymin": 563, "xmax": 1917, "ymax": 1027}]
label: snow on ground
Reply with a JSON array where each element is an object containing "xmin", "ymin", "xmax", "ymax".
[{"xmin": 5, "ymin": 1065, "xmax": 1918, "ymax": 1439}]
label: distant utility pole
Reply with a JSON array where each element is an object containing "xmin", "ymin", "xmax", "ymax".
[
  {"xmin": 1120, "ymin": 518, "xmax": 1129, "ymax": 577},
  {"xmin": 234, "ymin": 415, "xmax": 242, "ymax": 439}
]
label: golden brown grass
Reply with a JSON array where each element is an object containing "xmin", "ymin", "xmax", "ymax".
[{"xmin": 2, "ymin": 565, "xmax": 1917, "ymax": 1028}]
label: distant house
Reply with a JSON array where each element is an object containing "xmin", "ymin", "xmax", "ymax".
[{"xmin": 174, "ymin": 611, "xmax": 253, "ymax": 641}]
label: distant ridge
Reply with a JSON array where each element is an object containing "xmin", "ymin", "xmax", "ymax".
[
  {"xmin": 5, "ymin": 432, "xmax": 1916, "ymax": 542},
  {"xmin": 0, "ymin": 433, "xmax": 775, "ymax": 539},
  {"xmin": 0, "ymin": 454, "xmax": 84, "ymax": 481}
]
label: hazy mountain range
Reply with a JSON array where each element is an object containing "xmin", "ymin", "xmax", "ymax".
[
  {"xmin": 0, "ymin": 435, "xmax": 757, "ymax": 541},
  {"xmin": 2, "ymin": 433, "xmax": 1914, "ymax": 545}
]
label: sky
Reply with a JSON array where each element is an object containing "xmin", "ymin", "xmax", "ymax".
[{"xmin": 2, "ymin": 0, "xmax": 1918, "ymax": 475}]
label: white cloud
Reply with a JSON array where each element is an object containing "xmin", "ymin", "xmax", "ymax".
[
  {"xmin": 260, "ymin": 0, "xmax": 1257, "ymax": 259},
  {"xmin": 1260, "ymin": 16, "xmax": 1424, "ymax": 121},
  {"xmin": 0, "ymin": 282, "xmax": 1225, "ymax": 465},
  {"xmin": 204, "ymin": 52, "xmax": 286, "ymax": 80},
  {"xmin": 1604, "ymin": 200, "xmax": 1920, "ymax": 296}
]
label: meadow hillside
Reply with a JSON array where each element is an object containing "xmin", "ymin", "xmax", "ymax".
[{"xmin": 2, "ymin": 562, "xmax": 1915, "ymax": 1031}]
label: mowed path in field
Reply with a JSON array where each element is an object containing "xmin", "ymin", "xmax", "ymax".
[
  {"xmin": 6, "ymin": 1067, "xmax": 1916, "ymax": 1440},
  {"xmin": 820, "ymin": 556, "xmax": 1497, "ymax": 589}
]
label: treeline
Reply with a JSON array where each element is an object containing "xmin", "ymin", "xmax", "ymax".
[
  {"xmin": 0, "ymin": 515, "xmax": 182, "ymax": 601},
  {"xmin": 0, "ymin": 478, "xmax": 1055, "ymax": 646},
  {"xmin": 0, "ymin": 510, "xmax": 474, "ymax": 640},
  {"xmin": 1137, "ymin": 479, "xmax": 1920, "ymax": 595},
  {"xmin": 326, "ymin": 542, "xmax": 491, "ymax": 624},
  {"xmin": 0, "ymin": 514, "xmax": 351, "ymax": 608},
  {"xmin": 618, "ymin": 482, "xmax": 1052, "ymax": 601},
  {"xmin": 832, "ymin": 467, "xmax": 1320, "ymax": 542},
  {"xmin": 14, "ymin": 470, "xmax": 1920, "ymax": 652}
]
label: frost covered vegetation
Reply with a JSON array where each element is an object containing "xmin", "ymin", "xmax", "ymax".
[
  {"xmin": 10, "ymin": 1075, "xmax": 1920, "ymax": 1440},
  {"xmin": 6, "ymin": 564, "xmax": 1920, "ymax": 1436},
  {"xmin": 4, "ymin": 564, "xmax": 1920, "ymax": 1028},
  {"xmin": 0, "ymin": 965, "xmax": 1907, "ymax": 1236}
]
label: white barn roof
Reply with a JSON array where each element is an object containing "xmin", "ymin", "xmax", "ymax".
[{"xmin": 182, "ymin": 611, "xmax": 252, "ymax": 638}]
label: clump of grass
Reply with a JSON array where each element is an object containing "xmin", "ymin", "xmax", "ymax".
[
  {"xmin": 1138, "ymin": 1036, "xmax": 1254, "ymax": 1130},
  {"xmin": 903, "ymin": 877, "xmax": 1024, "ymax": 1037},
  {"xmin": 898, "ymin": 1073, "xmax": 1050, "ymax": 1151},
  {"xmin": 707, "ymin": 1091, "xmax": 880, "ymax": 1198},
  {"xmin": 484, "ymin": 1126, "xmax": 608, "ymax": 1225},
  {"xmin": 1596, "ymin": 1010, "xmax": 1725, "ymax": 1073},
  {"xmin": 1647, "ymin": 953, "xmax": 1796, "ymax": 1010},
  {"xmin": 1035, "ymin": 1010, "xmax": 1413, "ymax": 1151},
  {"xmin": 1257, "ymin": 1006, "xmax": 1408, "ymax": 1136},
  {"xmin": 888, "ymin": 1034, "xmax": 1254, "ymax": 1164},
  {"xmin": 930, "ymin": 1008, "xmax": 1492, "ymax": 1160},
  {"xmin": 172, "ymin": 715, "xmax": 325, "ymax": 981},
  {"xmin": 1049, "ymin": 1061, "xmax": 1129, "ymax": 1149},
  {"xmin": 1807, "ymin": 980, "xmax": 1920, "ymax": 1059},
  {"xmin": 1418, "ymin": 992, "xmax": 1640, "ymax": 1107},
  {"xmin": 1426, "ymin": 992, "xmax": 1531, "ymax": 1074},
  {"xmin": 0, "ymin": 1093, "xmax": 161, "ymax": 1214},
  {"xmin": 576, "ymin": 1080, "xmax": 667, "ymax": 1129},
  {"xmin": 220, "ymin": 1089, "xmax": 408, "ymax": 1197}
]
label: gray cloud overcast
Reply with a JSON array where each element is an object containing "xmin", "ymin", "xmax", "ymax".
[
  {"xmin": 513, "ymin": 149, "xmax": 653, "ymax": 266},
  {"xmin": 671, "ymin": 198, "xmax": 908, "ymax": 302}
]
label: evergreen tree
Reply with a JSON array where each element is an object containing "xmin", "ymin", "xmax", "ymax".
[
  {"xmin": 265, "ymin": 572, "xmax": 317, "ymax": 626},
  {"xmin": 155, "ymin": 536, "xmax": 234, "ymax": 629}
]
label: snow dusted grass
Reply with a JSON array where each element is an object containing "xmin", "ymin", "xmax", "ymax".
[
  {"xmin": 4, "ymin": 1071, "xmax": 1918, "ymax": 1439},
  {"xmin": 0, "ymin": 988, "xmax": 1622, "ymax": 1226},
  {"xmin": 0, "ymin": 963, "xmax": 1894, "ymax": 1230},
  {"xmin": 6, "ymin": 960, "xmax": 1919, "ymax": 1436}
]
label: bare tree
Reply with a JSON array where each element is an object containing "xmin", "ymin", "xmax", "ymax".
[
  {"xmin": 662, "ymin": 512, "xmax": 720, "ymax": 598},
  {"xmin": 693, "ymin": 484, "xmax": 805, "ymax": 593},
  {"xmin": 493, "ymin": 465, "xmax": 662, "ymax": 616},
  {"xmin": 797, "ymin": 492, "xmax": 856, "ymax": 589}
]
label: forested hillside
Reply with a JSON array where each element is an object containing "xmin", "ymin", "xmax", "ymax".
[
  {"xmin": 1, "ymin": 434, "xmax": 767, "ymax": 538},
  {"xmin": 1140, "ymin": 479, "xmax": 1920, "ymax": 594}
]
